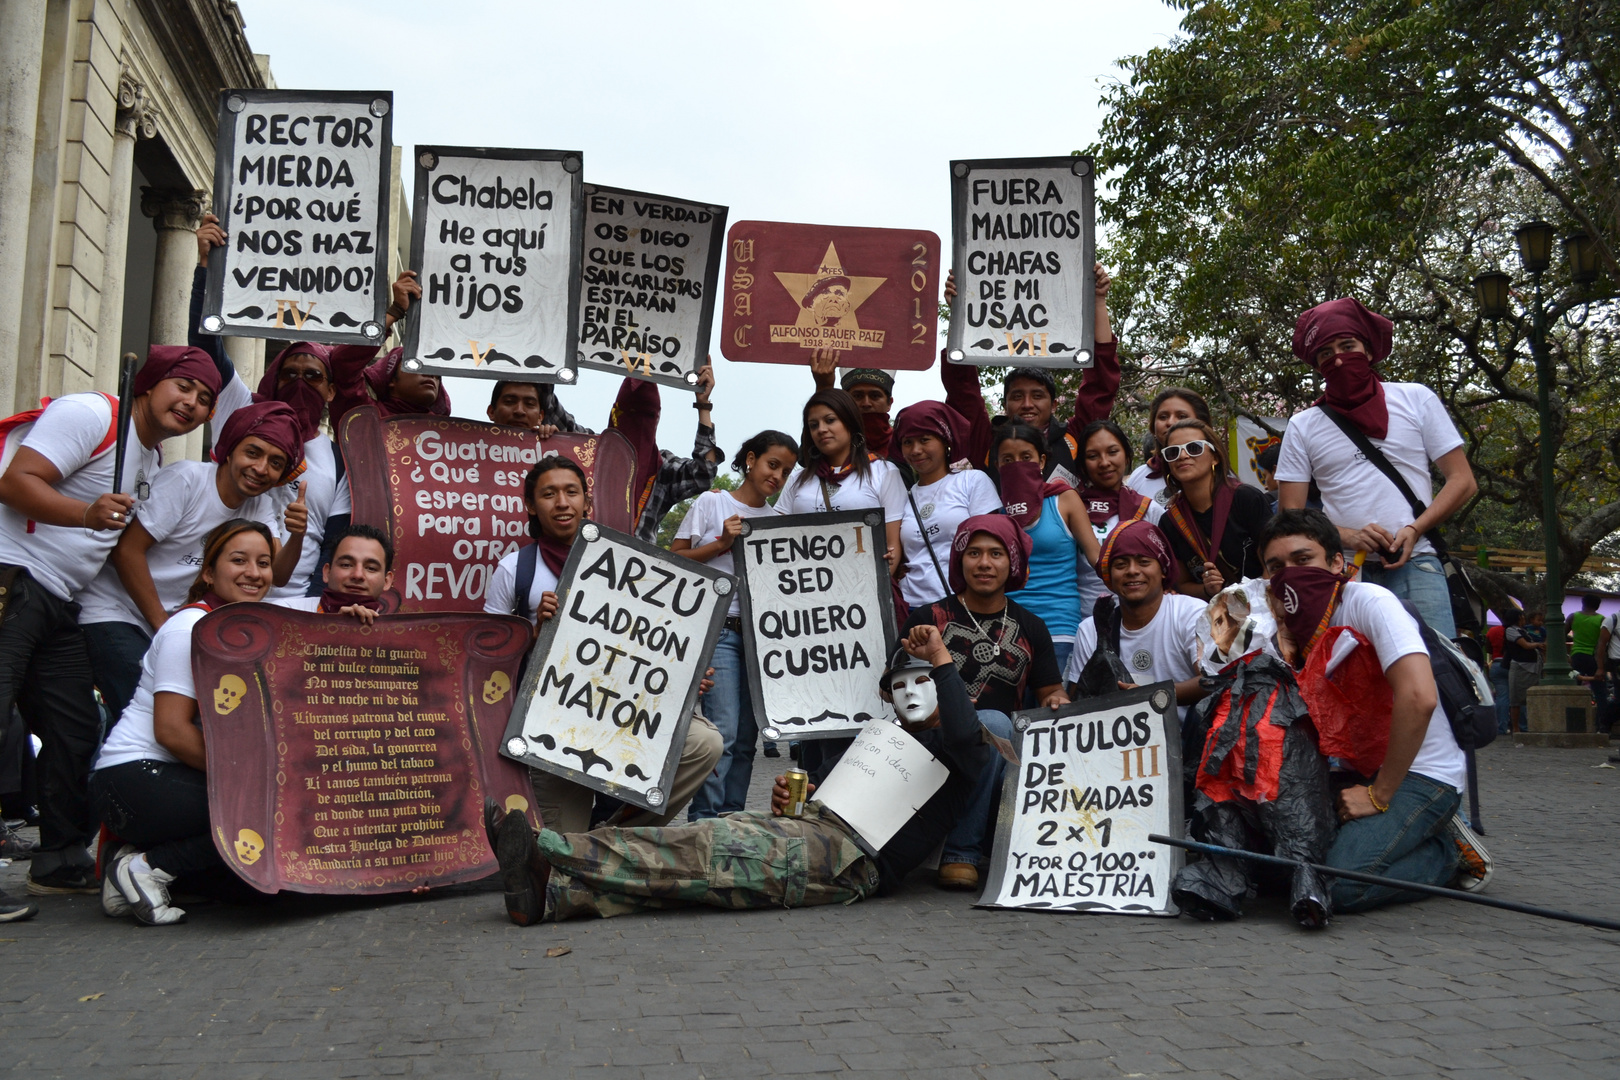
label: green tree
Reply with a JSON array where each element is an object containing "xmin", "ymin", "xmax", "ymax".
[{"xmin": 655, "ymin": 472, "xmax": 739, "ymax": 549}]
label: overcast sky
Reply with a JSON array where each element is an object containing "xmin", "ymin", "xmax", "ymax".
[{"xmin": 237, "ymin": 0, "xmax": 1184, "ymax": 457}]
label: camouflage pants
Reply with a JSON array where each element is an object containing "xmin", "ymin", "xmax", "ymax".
[{"xmin": 541, "ymin": 805, "xmax": 877, "ymax": 920}]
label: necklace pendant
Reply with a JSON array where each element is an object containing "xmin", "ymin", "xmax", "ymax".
[{"xmin": 972, "ymin": 641, "xmax": 998, "ymax": 663}]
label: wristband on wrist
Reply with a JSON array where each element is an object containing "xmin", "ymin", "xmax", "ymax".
[
  {"xmin": 693, "ymin": 400, "xmax": 711, "ymax": 410},
  {"xmin": 386, "ymin": 302, "xmax": 406, "ymax": 321},
  {"xmin": 1367, "ymin": 787, "xmax": 1389, "ymax": 813}
]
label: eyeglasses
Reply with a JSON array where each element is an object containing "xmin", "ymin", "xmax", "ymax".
[
  {"xmin": 277, "ymin": 368, "xmax": 328, "ymax": 384},
  {"xmin": 1160, "ymin": 440, "xmax": 1214, "ymax": 462}
]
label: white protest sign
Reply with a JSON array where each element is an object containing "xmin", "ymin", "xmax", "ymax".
[
  {"xmin": 979, "ymin": 684, "xmax": 1183, "ymax": 915},
  {"xmin": 737, "ymin": 510, "xmax": 898, "ymax": 742},
  {"xmin": 811, "ymin": 719, "xmax": 949, "ymax": 853},
  {"xmin": 946, "ymin": 156, "xmax": 1095, "ymax": 368},
  {"xmin": 203, "ymin": 90, "xmax": 392, "ymax": 344},
  {"xmin": 577, "ymin": 185, "xmax": 727, "ymax": 389},
  {"xmin": 405, "ymin": 146, "xmax": 584, "ymax": 384},
  {"xmin": 500, "ymin": 525, "xmax": 729, "ymax": 811}
]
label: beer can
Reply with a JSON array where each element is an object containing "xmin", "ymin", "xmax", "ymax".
[{"xmin": 783, "ymin": 769, "xmax": 810, "ymax": 818}]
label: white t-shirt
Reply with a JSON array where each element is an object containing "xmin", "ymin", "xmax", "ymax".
[
  {"xmin": 676, "ymin": 490, "xmax": 777, "ymax": 616},
  {"xmin": 776, "ymin": 460, "xmax": 907, "ymax": 522},
  {"xmin": 1077, "ymin": 497, "xmax": 1167, "ymax": 623},
  {"xmin": 271, "ymin": 596, "xmax": 321, "ymax": 612},
  {"xmin": 93, "ymin": 605, "xmax": 208, "ymax": 770},
  {"xmin": 1330, "ymin": 580, "xmax": 1466, "ymax": 793},
  {"xmin": 75, "ymin": 461, "xmax": 278, "ymax": 631},
  {"xmin": 898, "ymin": 470, "xmax": 1002, "ymax": 608},
  {"xmin": 484, "ymin": 544, "xmax": 560, "ymax": 622},
  {"xmin": 1124, "ymin": 464, "xmax": 1170, "ymax": 505},
  {"xmin": 1274, "ymin": 383, "xmax": 1463, "ymax": 558},
  {"xmin": 1066, "ymin": 592, "xmax": 1205, "ymax": 723},
  {"xmin": 0, "ymin": 393, "xmax": 161, "ymax": 600}
]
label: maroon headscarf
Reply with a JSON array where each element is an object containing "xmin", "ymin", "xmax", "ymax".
[
  {"xmin": 1268, "ymin": 564, "xmax": 1353, "ymax": 663},
  {"xmin": 364, "ymin": 348, "xmax": 451, "ymax": 417},
  {"xmin": 319, "ymin": 588, "xmax": 384, "ymax": 614},
  {"xmin": 1099, "ymin": 519, "xmax": 1179, "ymax": 587},
  {"xmin": 1293, "ymin": 298, "xmax": 1394, "ymax": 439},
  {"xmin": 211, "ymin": 400, "xmax": 306, "ymax": 484},
  {"xmin": 258, "ymin": 341, "xmax": 332, "ymax": 442},
  {"xmin": 998, "ymin": 460, "xmax": 1072, "ymax": 528},
  {"xmin": 949, "ymin": 513, "xmax": 1032, "ymax": 594},
  {"xmin": 133, "ymin": 345, "xmax": 223, "ymax": 400},
  {"xmin": 890, "ymin": 401, "xmax": 972, "ymax": 474}
]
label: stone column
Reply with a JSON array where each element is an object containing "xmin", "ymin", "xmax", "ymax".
[
  {"xmin": 96, "ymin": 65, "xmax": 155, "ymax": 390},
  {"xmin": 0, "ymin": 0, "xmax": 49, "ymax": 414},
  {"xmin": 140, "ymin": 185, "xmax": 209, "ymax": 462}
]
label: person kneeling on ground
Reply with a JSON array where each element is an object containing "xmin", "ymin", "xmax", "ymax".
[{"xmin": 490, "ymin": 624, "xmax": 995, "ymax": 923}]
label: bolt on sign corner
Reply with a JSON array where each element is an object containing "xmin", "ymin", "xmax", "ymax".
[
  {"xmin": 203, "ymin": 89, "xmax": 393, "ymax": 345},
  {"xmin": 577, "ymin": 184, "xmax": 727, "ymax": 390},
  {"xmin": 947, "ymin": 156, "xmax": 1096, "ymax": 369},
  {"xmin": 720, "ymin": 221, "xmax": 940, "ymax": 370},
  {"xmin": 978, "ymin": 683, "xmax": 1183, "ymax": 916},
  {"xmin": 405, "ymin": 146, "xmax": 585, "ymax": 386}
]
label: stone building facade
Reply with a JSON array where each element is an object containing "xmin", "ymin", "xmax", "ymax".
[{"xmin": 0, "ymin": 0, "xmax": 409, "ymax": 461}]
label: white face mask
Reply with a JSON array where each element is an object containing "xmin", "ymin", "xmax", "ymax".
[{"xmin": 887, "ymin": 669, "xmax": 938, "ymax": 725}]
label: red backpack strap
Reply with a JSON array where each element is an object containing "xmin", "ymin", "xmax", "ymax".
[{"xmin": 90, "ymin": 392, "xmax": 119, "ymax": 456}]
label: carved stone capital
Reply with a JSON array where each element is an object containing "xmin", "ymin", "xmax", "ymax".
[
  {"xmin": 115, "ymin": 64, "xmax": 158, "ymax": 140},
  {"xmin": 140, "ymin": 186, "xmax": 211, "ymax": 231}
]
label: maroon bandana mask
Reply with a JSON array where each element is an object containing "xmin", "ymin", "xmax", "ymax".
[
  {"xmin": 1293, "ymin": 297, "xmax": 1394, "ymax": 439},
  {"xmin": 259, "ymin": 342, "xmax": 332, "ymax": 441},
  {"xmin": 319, "ymin": 589, "xmax": 383, "ymax": 614},
  {"xmin": 949, "ymin": 514, "xmax": 1031, "ymax": 594},
  {"xmin": 999, "ymin": 461, "xmax": 1070, "ymax": 528},
  {"xmin": 1268, "ymin": 564, "xmax": 1351, "ymax": 661},
  {"xmin": 538, "ymin": 534, "xmax": 573, "ymax": 579},
  {"xmin": 1316, "ymin": 351, "xmax": 1389, "ymax": 440}
]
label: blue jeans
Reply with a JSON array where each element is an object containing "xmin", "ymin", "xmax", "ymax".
[
  {"xmin": 689, "ymin": 629, "xmax": 757, "ymax": 819},
  {"xmin": 1324, "ymin": 771, "xmax": 1460, "ymax": 912},
  {"xmin": 942, "ymin": 708, "xmax": 1014, "ymax": 865},
  {"xmin": 1489, "ymin": 659, "xmax": 1511, "ymax": 735},
  {"xmin": 1361, "ymin": 554, "xmax": 1455, "ymax": 638}
]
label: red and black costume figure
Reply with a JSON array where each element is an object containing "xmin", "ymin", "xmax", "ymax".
[{"xmin": 607, "ymin": 376, "xmax": 666, "ymax": 533}]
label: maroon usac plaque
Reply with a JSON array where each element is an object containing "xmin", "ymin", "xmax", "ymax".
[{"xmin": 194, "ymin": 606, "xmax": 534, "ymax": 894}]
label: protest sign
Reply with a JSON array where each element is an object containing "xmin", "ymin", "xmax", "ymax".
[
  {"xmin": 194, "ymin": 606, "xmax": 534, "ymax": 895},
  {"xmin": 501, "ymin": 525, "xmax": 729, "ymax": 812},
  {"xmin": 339, "ymin": 407, "xmax": 638, "ymax": 613},
  {"xmin": 1230, "ymin": 415, "xmax": 1287, "ymax": 491},
  {"xmin": 405, "ymin": 146, "xmax": 584, "ymax": 384},
  {"xmin": 577, "ymin": 184, "xmax": 727, "ymax": 389},
  {"xmin": 736, "ymin": 510, "xmax": 898, "ymax": 742},
  {"xmin": 946, "ymin": 156, "xmax": 1096, "ymax": 369},
  {"xmin": 202, "ymin": 90, "xmax": 392, "ymax": 345},
  {"xmin": 810, "ymin": 719, "xmax": 949, "ymax": 854},
  {"xmin": 979, "ymin": 683, "xmax": 1183, "ymax": 915},
  {"xmin": 720, "ymin": 221, "xmax": 940, "ymax": 370}
]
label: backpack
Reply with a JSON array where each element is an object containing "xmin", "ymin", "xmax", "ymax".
[
  {"xmin": 0, "ymin": 393, "xmax": 120, "ymax": 533},
  {"xmin": 512, "ymin": 542, "xmax": 539, "ymax": 621},
  {"xmin": 1398, "ymin": 599, "xmax": 1496, "ymax": 752}
]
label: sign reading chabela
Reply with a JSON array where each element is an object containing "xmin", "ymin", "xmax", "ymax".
[
  {"xmin": 195, "ymin": 607, "xmax": 535, "ymax": 895},
  {"xmin": 577, "ymin": 184, "xmax": 727, "ymax": 389},
  {"xmin": 979, "ymin": 684, "xmax": 1183, "ymax": 916},
  {"xmin": 405, "ymin": 146, "xmax": 584, "ymax": 384},
  {"xmin": 947, "ymin": 156, "xmax": 1096, "ymax": 368},
  {"xmin": 502, "ymin": 525, "xmax": 729, "ymax": 812},
  {"xmin": 737, "ymin": 510, "xmax": 898, "ymax": 742},
  {"xmin": 203, "ymin": 90, "xmax": 393, "ymax": 345},
  {"xmin": 720, "ymin": 221, "xmax": 940, "ymax": 370},
  {"xmin": 338, "ymin": 407, "xmax": 638, "ymax": 613}
]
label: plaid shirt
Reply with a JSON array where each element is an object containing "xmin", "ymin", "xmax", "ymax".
[{"xmin": 636, "ymin": 423, "xmax": 720, "ymax": 542}]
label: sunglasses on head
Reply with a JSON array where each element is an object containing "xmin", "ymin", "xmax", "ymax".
[{"xmin": 1161, "ymin": 439, "xmax": 1214, "ymax": 462}]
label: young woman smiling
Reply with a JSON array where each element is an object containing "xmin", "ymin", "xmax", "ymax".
[
  {"xmin": 1159, "ymin": 418, "xmax": 1270, "ymax": 598},
  {"xmin": 776, "ymin": 389, "xmax": 905, "ymax": 574},
  {"xmin": 1125, "ymin": 387, "xmax": 1213, "ymax": 504},
  {"xmin": 892, "ymin": 401, "xmax": 1000, "ymax": 610}
]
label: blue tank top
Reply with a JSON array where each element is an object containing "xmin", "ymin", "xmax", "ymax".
[{"xmin": 1007, "ymin": 495, "xmax": 1082, "ymax": 642}]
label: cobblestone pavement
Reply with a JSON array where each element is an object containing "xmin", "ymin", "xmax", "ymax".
[{"xmin": 3, "ymin": 742, "xmax": 1619, "ymax": 1079}]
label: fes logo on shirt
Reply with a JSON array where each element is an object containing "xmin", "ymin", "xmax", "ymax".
[{"xmin": 1131, "ymin": 649, "xmax": 1153, "ymax": 672}]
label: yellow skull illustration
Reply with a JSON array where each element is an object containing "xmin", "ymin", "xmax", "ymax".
[
  {"xmin": 503, "ymin": 794, "xmax": 529, "ymax": 815},
  {"xmin": 482, "ymin": 670, "xmax": 511, "ymax": 705},
  {"xmin": 234, "ymin": 828, "xmax": 264, "ymax": 865},
  {"xmin": 214, "ymin": 674, "xmax": 248, "ymax": 715}
]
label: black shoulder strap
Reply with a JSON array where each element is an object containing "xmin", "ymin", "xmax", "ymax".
[
  {"xmin": 1092, "ymin": 593, "xmax": 1122, "ymax": 655},
  {"xmin": 514, "ymin": 543, "xmax": 539, "ymax": 621},
  {"xmin": 1316, "ymin": 405, "xmax": 1448, "ymax": 558}
]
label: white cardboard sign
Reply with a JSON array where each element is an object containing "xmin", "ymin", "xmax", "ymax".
[{"xmin": 811, "ymin": 720, "xmax": 949, "ymax": 853}]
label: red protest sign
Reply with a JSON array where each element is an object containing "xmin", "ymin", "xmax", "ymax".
[
  {"xmin": 340, "ymin": 407, "xmax": 638, "ymax": 612},
  {"xmin": 719, "ymin": 221, "xmax": 940, "ymax": 370},
  {"xmin": 194, "ymin": 606, "xmax": 534, "ymax": 895}
]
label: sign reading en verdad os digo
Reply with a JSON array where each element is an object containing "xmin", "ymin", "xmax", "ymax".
[{"xmin": 203, "ymin": 89, "xmax": 392, "ymax": 345}]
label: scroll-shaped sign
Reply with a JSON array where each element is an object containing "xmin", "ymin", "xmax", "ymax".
[
  {"xmin": 203, "ymin": 90, "xmax": 392, "ymax": 344},
  {"xmin": 194, "ymin": 606, "xmax": 535, "ymax": 894},
  {"xmin": 501, "ymin": 525, "xmax": 730, "ymax": 811},
  {"xmin": 339, "ymin": 407, "xmax": 638, "ymax": 613},
  {"xmin": 737, "ymin": 510, "xmax": 898, "ymax": 742},
  {"xmin": 979, "ymin": 683, "xmax": 1183, "ymax": 916},
  {"xmin": 404, "ymin": 146, "xmax": 584, "ymax": 384},
  {"xmin": 811, "ymin": 719, "xmax": 949, "ymax": 854},
  {"xmin": 577, "ymin": 184, "xmax": 727, "ymax": 389},
  {"xmin": 947, "ymin": 156, "xmax": 1096, "ymax": 369},
  {"xmin": 720, "ymin": 221, "xmax": 940, "ymax": 370}
]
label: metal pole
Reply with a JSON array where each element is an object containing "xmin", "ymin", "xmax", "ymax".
[
  {"xmin": 1533, "ymin": 276, "xmax": 1571, "ymax": 685},
  {"xmin": 112, "ymin": 352, "xmax": 137, "ymax": 495}
]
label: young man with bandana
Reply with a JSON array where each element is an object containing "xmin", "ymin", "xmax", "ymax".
[
  {"xmin": 273, "ymin": 523, "xmax": 394, "ymax": 622},
  {"xmin": 487, "ymin": 624, "xmax": 995, "ymax": 924},
  {"xmin": 483, "ymin": 456, "xmax": 723, "ymax": 833},
  {"xmin": 901, "ymin": 514, "xmax": 1066, "ymax": 890},
  {"xmin": 1259, "ymin": 508, "xmax": 1490, "ymax": 911},
  {"xmin": 1275, "ymin": 298, "xmax": 1478, "ymax": 636},
  {"xmin": 0, "ymin": 343, "xmax": 220, "ymax": 900}
]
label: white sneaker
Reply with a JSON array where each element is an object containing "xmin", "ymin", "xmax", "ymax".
[
  {"xmin": 101, "ymin": 844, "xmax": 132, "ymax": 918},
  {"xmin": 113, "ymin": 850, "xmax": 186, "ymax": 926},
  {"xmin": 1447, "ymin": 814, "xmax": 1493, "ymax": 893}
]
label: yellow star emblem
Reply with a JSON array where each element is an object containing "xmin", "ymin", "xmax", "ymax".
[{"xmin": 772, "ymin": 243, "xmax": 887, "ymax": 342}]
